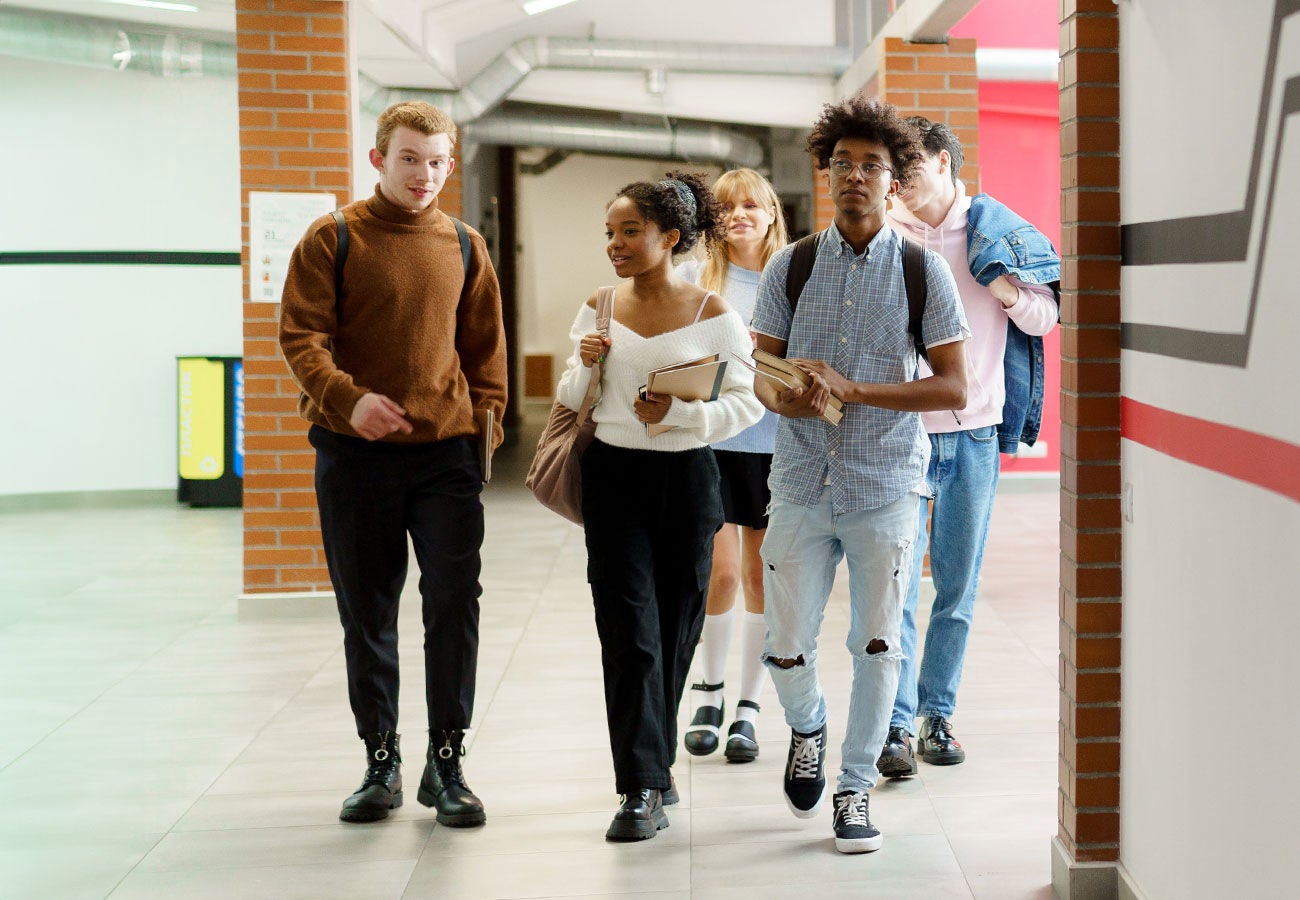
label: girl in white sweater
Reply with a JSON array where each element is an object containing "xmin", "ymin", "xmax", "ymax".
[{"xmin": 555, "ymin": 171, "xmax": 763, "ymax": 842}]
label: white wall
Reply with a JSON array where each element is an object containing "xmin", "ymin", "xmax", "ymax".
[
  {"xmin": 1118, "ymin": 2, "xmax": 1300, "ymax": 896},
  {"xmin": 0, "ymin": 56, "xmax": 242, "ymax": 496},
  {"xmin": 515, "ymin": 153, "xmax": 721, "ymax": 386}
]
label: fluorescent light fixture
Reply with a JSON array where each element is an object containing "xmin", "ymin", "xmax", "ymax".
[
  {"xmin": 522, "ymin": 0, "xmax": 579, "ymax": 15},
  {"xmin": 101, "ymin": 0, "xmax": 200, "ymax": 12}
]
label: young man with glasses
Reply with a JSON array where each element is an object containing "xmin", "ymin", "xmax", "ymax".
[
  {"xmin": 877, "ymin": 117, "xmax": 1059, "ymax": 778},
  {"xmin": 749, "ymin": 98, "xmax": 970, "ymax": 853}
]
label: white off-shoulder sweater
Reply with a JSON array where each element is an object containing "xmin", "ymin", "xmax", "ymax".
[{"xmin": 555, "ymin": 299, "xmax": 764, "ymax": 452}]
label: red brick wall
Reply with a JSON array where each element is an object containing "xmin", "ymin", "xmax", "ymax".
[
  {"xmin": 882, "ymin": 37, "xmax": 981, "ymax": 192},
  {"xmin": 1057, "ymin": 0, "xmax": 1122, "ymax": 864},
  {"xmin": 238, "ymin": 0, "xmax": 350, "ymax": 594}
]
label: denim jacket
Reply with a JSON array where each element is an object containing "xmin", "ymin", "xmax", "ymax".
[{"xmin": 966, "ymin": 194, "xmax": 1061, "ymax": 452}]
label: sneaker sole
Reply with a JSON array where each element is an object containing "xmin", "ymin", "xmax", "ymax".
[
  {"xmin": 835, "ymin": 834, "xmax": 883, "ymax": 853},
  {"xmin": 783, "ymin": 790, "xmax": 825, "ymax": 819}
]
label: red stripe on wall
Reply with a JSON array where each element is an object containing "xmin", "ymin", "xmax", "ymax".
[{"xmin": 1121, "ymin": 397, "xmax": 1300, "ymax": 503}]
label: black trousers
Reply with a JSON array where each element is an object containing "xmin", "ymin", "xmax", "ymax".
[
  {"xmin": 581, "ymin": 439, "xmax": 723, "ymax": 793},
  {"xmin": 310, "ymin": 425, "xmax": 484, "ymax": 737}
]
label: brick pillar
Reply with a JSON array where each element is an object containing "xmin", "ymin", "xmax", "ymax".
[
  {"xmin": 1057, "ymin": 0, "xmax": 1122, "ymax": 874},
  {"xmin": 237, "ymin": 0, "xmax": 351, "ymax": 595},
  {"xmin": 881, "ymin": 37, "xmax": 980, "ymax": 190}
]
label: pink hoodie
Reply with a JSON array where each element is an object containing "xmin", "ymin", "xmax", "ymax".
[{"xmin": 887, "ymin": 186, "xmax": 1057, "ymax": 434}]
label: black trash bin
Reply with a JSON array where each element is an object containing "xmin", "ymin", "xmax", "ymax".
[{"xmin": 177, "ymin": 356, "xmax": 243, "ymax": 508}]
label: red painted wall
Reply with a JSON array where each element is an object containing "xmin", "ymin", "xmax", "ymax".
[{"xmin": 955, "ymin": 2, "xmax": 1061, "ymax": 475}]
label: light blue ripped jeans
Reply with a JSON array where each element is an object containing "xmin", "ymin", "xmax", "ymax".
[{"xmin": 761, "ymin": 488, "xmax": 918, "ymax": 793}]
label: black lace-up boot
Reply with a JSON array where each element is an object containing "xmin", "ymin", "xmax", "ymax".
[
  {"xmin": 339, "ymin": 731, "xmax": 402, "ymax": 823},
  {"xmin": 417, "ymin": 729, "xmax": 486, "ymax": 827}
]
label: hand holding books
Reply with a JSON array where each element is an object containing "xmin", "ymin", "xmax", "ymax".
[
  {"xmin": 640, "ymin": 354, "xmax": 728, "ymax": 436},
  {"xmin": 732, "ymin": 349, "xmax": 844, "ymax": 425}
]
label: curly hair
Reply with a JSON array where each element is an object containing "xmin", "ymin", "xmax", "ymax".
[
  {"xmin": 611, "ymin": 170, "xmax": 725, "ymax": 257},
  {"xmin": 806, "ymin": 97, "xmax": 924, "ymax": 186}
]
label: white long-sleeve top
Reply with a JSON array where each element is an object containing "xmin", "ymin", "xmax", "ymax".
[
  {"xmin": 555, "ymin": 298, "xmax": 764, "ymax": 452},
  {"xmin": 887, "ymin": 184, "xmax": 1058, "ymax": 434}
]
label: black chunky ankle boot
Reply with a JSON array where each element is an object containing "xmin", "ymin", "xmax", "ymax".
[
  {"xmin": 339, "ymin": 731, "xmax": 402, "ymax": 823},
  {"xmin": 417, "ymin": 729, "xmax": 486, "ymax": 827}
]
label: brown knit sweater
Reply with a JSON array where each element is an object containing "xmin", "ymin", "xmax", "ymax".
[{"xmin": 279, "ymin": 187, "xmax": 507, "ymax": 447}]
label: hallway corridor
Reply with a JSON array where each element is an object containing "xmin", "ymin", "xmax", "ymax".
[{"xmin": 0, "ymin": 437, "xmax": 1059, "ymax": 899}]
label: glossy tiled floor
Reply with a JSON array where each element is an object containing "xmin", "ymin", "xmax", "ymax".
[{"xmin": 0, "ymin": 434, "xmax": 1059, "ymax": 900}]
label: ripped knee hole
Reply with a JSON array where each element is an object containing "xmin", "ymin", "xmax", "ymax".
[{"xmin": 766, "ymin": 654, "xmax": 805, "ymax": 669}]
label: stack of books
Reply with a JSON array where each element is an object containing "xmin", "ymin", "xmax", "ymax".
[{"xmin": 734, "ymin": 349, "xmax": 844, "ymax": 425}]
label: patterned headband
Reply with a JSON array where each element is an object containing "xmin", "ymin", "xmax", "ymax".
[{"xmin": 658, "ymin": 178, "xmax": 696, "ymax": 216}]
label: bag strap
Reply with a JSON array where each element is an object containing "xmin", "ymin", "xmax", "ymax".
[
  {"xmin": 784, "ymin": 231, "xmax": 821, "ymax": 312},
  {"xmin": 331, "ymin": 210, "xmax": 349, "ymax": 296},
  {"xmin": 331, "ymin": 210, "xmax": 473, "ymax": 299},
  {"xmin": 576, "ymin": 286, "xmax": 615, "ymax": 424},
  {"xmin": 901, "ymin": 238, "xmax": 928, "ymax": 360}
]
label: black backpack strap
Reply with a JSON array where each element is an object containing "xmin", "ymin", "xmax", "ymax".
[
  {"xmin": 784, "ymin": 232, "xmax": 822, "ymax": 312},
  {"xmin": 331, "ymin": 210, "xmax": 349, "ymax": 296},
  {"xmin": 901, "ymin": 238, "xmax": 928, "ymax": 359},
  {"xmin": 332, "ymin": 210, "xmax": 473, "ymax": 299},
  {"xmin": 451, "ymin": 216, "xmax": 471, "ymax": 282}
]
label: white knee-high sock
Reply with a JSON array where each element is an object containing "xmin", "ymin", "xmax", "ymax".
[
  {"xmin": 736, "ymin": 611, "xmax": 768, "ymax": 723},
  {"xmin": 694, "ymin": 609, "xmax": 734, "ymax": 708}
]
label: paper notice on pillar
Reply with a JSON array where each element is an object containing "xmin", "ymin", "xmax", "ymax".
[{"xmin": 249, "ymin": 191, "xmax": 338, "ymax": 303}]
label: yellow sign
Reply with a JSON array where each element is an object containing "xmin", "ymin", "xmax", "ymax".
[{"xmin": 178, "ymin": 359, "xmax": 225, "ymax": 480}]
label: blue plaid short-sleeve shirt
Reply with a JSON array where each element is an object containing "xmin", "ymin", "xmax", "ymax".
[{"xmin": 751, "ymin": 222, "xmax": 968, "ymax": 513}]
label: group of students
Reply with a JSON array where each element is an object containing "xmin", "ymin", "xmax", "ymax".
[{"xmin": 278, "ymin": 94, "xmax": 1059, "ymax": 855}]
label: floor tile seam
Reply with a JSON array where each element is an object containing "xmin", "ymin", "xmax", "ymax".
[{"xmin": 463, "ymin": 523, "xmax": 581, "ymax": 757}]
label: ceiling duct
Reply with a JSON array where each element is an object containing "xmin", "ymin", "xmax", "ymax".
[
  {"xmin": 463, "ymin": 111, "xmax": 765, "ymax": 169},
  {"xmin": 0, "ymin": 7, "xmax": 234, "ymax": 77},
  {"xmin": 366, "ymin": 36, "xmax": 853, "ymax": 123},
  {"xmin": 358, "ymin": 74, "xmax": 766, "ymax": 168}
]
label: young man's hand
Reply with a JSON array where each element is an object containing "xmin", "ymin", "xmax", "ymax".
[
  {"xmin": 350, "ymin": 392, "xmax": 414, "ymax": 440},
  {"xmin": 774, "ymin": 369, "xmax": 832, "ymax": 419},
  {"xmin": 788, "ymin": 359, "xmax": 851, "ymax": 400}
]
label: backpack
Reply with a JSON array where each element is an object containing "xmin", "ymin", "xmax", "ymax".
[
  {"xmin": 784, "ymin": 231, "xmax": 929, "ymax": 359},
  {"xmin": 330, "ymin": 209, "xmax": 471, "ymax": 295}
]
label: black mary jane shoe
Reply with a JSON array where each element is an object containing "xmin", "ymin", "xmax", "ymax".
[
  {"xmin": 683, "ymin": 681, "xmax": 725, "ymax": 757},
  {"xmin": 605, "ymin": 789, "xmax": 669, "ymax": 842}
]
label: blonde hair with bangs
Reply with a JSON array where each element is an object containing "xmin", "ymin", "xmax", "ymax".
[{"xmin": 697, "ymin": 168, "xmax": 789, "ymax": 295}]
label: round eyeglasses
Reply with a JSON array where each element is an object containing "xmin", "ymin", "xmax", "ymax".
[{"xmin": 827, "ymin": 159, "xmax": 894, "ymax": 179}]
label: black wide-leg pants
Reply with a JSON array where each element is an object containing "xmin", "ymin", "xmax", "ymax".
[
  {"xmin": 310, "ymin": 425, "xmax": 484, "ymax": 737},
  {"xmin": 580, "ymin": 439, "xmax": 723, "ymax": 794}
]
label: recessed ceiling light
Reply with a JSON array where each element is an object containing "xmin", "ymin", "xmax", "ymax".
[
  {"xmin": 101, "ymin": 0, "xmax": 200, "ymax": 12},
  {"xmin": 522, "ymin": 0, "xmax": 579, "ymax": 15}
]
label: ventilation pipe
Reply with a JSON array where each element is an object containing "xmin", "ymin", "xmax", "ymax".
[
  {"xmin": 464, "ymin": 112, "xmax": 765, "ymax": 169},
  {"xmin": 358, "ymin": 74, "xmax": 766, "ymax": 169},
  {"xmin": 0, "ymin": 7, "xmax": 235, "ymax": 77},
  {"xmin": 393, "ymin": 35, "xmax": 853, "ymax": 122}
]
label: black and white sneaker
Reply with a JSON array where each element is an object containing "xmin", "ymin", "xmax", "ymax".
[
  {"xmin": 831, "ymin": 790, "xmax": 882, "ymax": 853},
  {"xmin": 782, "ymin": 724, "xmax": 827, "ymax": 818}
]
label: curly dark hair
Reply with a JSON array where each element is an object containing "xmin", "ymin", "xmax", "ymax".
[
  {"xmin": 806, "ymin": 97, "xmax": 925, "ymax": 186},
  {"xmin": 611, "ymin": 170, "xmax": 725, "ymax": 256}
]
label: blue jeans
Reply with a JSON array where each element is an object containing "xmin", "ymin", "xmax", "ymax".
[
  {"xmin": 761, "ymin": 489, "xmax": 918, "ymax": 793},
  {"xmin": 892, "ymin": 426, "xmax": 1000, "ymax": 731}
]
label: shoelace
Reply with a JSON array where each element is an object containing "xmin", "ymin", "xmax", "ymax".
[
  {"xmin": 789, "ymin": 732, "xmax": 823, "ymax": 779},
  {"xmin": 835, "ymin": 792, "xmax": 870, "ymax": 827}
]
